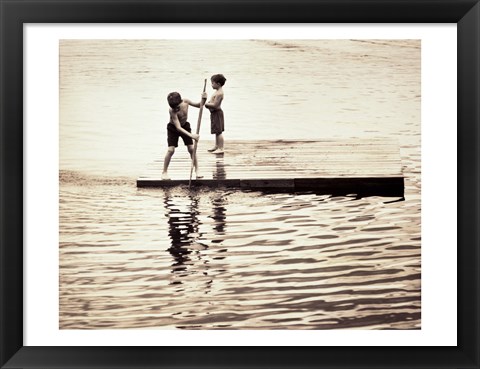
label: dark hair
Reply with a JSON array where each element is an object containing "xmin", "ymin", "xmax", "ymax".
[
  {"xmin": 211, "ymin": 74, "xmax": 227, "ymax": 86},
  {"xmin": 167, "ymin": 92, "xmax": 182, "ymax": 108}
]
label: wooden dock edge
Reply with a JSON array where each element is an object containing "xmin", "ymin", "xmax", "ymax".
[{"xmin": 136, "ymin": 177, "xmax": 404, "ymax": 197}]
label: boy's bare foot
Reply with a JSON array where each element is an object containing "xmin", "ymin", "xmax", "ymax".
[
  {"xmin": 208, "ymin": 146, "xmax": 218, "ymax": 152},
  {"xmin": 214, "ymin": 149, "xmax": 224, "ymax": 154},
  {"xmin": 196, "ymin": 174, "xmax": 204, "ymax": 179},
  {"xmin": 161, "ymin": 172, "xmax": 171, "ymax": 180}
]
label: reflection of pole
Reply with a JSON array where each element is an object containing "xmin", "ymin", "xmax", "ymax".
[{"xmin": 189, "ymin": 79, "xmax": 207, "ymax": 188}]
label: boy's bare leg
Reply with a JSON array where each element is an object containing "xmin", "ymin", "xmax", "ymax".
[
  {"xmin": 208, "ymin": 144, "xmax": 218, "ymax": 152},
  {"xmin": 188, "ymin": 145, "xmax": 203, "ymax": 178},
  {"xmin": 162, "ymin": 146, "xmax": 175, "ymax": 180},
  {"xmin": 209, "ymin": 133, "xmax": 224, "ymax": 153},
  {"xmin": 215, "ymin": 133, "xmax": 224, "ymax": 154}
]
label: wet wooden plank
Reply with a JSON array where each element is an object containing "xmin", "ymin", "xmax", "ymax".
[{"xmin": 137, "ymin": 139, "xmax": 404, "ymax": 196}]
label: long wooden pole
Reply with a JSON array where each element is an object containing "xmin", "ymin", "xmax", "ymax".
[{"xmin": 189, "ymin": 79, "xmax": 207, "ymax": 188}]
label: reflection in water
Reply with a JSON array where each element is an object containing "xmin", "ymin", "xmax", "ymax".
[
  {"xmin": 213, "ymin": 156, "xmax": 226, "ymax": 180},
  {"xmin": 60, "ymin": 183, "xmax": 420, "ymax": 329},
  {"xmin": 210, "ymin": 195, "xmax": 227, "ymax": 245},
  {"xmin": 164, "ymin": 193, "xmax": 200, "ymax": 267},
  {"xmin": 163, "ymin": 190, "xmax": 227, "ymax": 298},
  {"xmin": 59, "ymin": 39, "xmax": 421, "ymax": 330},
  {"xmin": 211, "ymin": 157, "xmax": 227, "ymax": 247},
  {"xmin": 164, "ymin": 192, "xmax": 204, "ymax": 286}
]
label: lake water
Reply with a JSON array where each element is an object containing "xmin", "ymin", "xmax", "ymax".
[{"xmin": 59, "ymin": 39, "xmax": 421, "ymax": 329}]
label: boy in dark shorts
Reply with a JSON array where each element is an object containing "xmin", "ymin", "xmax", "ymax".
[
  {"xmin": 205, "ymin": 74, "xmax": 226, "ymax": 154},
  {"xmin": 162, "ymin": 91, "xmax": 207, "ymax": 180}
]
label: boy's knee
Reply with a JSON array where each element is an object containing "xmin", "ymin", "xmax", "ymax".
[{"xmin": 166, "ymin": 147, "xmax": 175, "ymax": 155}]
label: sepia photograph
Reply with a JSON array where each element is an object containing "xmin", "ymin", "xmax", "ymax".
[
  {"xmin": 59, "ymin": 39, "xmax": 421, "ymax": 330},
  {"xmin": 2, "ymin": 0, "xmax": 477, "ymax": 366}
]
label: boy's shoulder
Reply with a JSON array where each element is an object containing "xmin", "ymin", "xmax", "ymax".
[{"xmin": 169, "ymin": 99, "xmax": 187, "ymax": 112}]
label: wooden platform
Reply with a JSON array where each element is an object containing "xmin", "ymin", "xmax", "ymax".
[{"xmin": 137, "ymin": 139, "xmax": 404, "ymax": 196}]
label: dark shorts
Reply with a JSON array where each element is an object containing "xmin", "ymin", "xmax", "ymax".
[
  {"xmin": 210, "ymin": 109, "xmax": 224, "ymax": 135},
  {"xmin": 167, "ymin": 122, "xmax": 193, "ymax": 147}
]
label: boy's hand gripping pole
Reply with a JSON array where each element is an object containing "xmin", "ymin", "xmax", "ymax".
[{"xmin": 189, "ymin": 79, "xmax": 207, "ymax": 188}]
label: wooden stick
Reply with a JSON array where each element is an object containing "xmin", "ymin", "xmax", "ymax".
[{"xmin": 189, "ymin": 79, "xmax": 207, "ymax": 188}]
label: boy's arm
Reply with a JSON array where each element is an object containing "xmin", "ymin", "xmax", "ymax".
[
  {"xmin": 205, "ymin": 93, "xmax": 223, "ymax": 109},
  {"xmin": 170, "ymin": 110, "xmax": 199, "ymax": 141},
  {"xmin": 184, "ymin": 93, "xmax": 207, "ymax": 108}
]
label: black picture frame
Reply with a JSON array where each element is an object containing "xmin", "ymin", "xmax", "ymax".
[{"xmin": 1, "ymin": 0, "xmax": 479, "ymax": 368}]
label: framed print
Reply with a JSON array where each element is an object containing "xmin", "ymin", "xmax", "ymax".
[{"xmin": 1, "ymin": 0, "xmax": 479, "ymax": 368}]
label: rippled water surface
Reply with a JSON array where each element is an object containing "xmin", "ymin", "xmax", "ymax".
[{"xmin": 60, "ymin": 39, "xmax": 421, "ymax": 329}]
